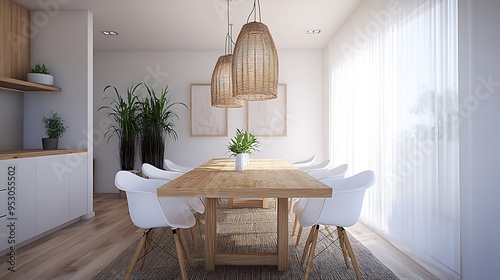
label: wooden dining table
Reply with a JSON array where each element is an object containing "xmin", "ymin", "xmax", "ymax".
[{"xmin": 156, "ymin": 158, "xmax": 332, "ymax": 271}]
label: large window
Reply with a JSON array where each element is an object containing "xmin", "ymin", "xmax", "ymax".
[{"xmin": 328, "ymin": 0, "xmax": 459, "ymax": 275}]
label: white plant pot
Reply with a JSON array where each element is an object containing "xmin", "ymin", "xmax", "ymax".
[
  {"xmin": 27, "ymin": 73, "xmax": 54, "ymax": 85},
  {"xmin": 235, "ymin": 154, "xmax": 245, "ymax": 171},
  {"xmin": 242, "ymin": 153, "xmax": 249, "ymax": 167}
]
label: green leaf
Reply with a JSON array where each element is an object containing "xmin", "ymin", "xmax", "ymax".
[
  {"xmin": 42, "ymin": 111, "xmax": 67, "ymax": 138},
  {"xmin": 30, "ymin": 63, "xmax": 50, "ymax": 74},
  {"xmin": 227, "ymin": 129, "xmax": 259, "ymax": 156}
]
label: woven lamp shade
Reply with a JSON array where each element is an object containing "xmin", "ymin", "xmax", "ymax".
[
  {"xmin": 232, "ymin": 22, "xmax": 279, "ymax": 101},
  {"xmin": 211, "ymin": 54, "xmax": 243, "ymax": 108}
]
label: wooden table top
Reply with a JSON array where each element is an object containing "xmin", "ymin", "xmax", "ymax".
[{"xmin": 157, "ymin": 158, "xmax": 332, "ymax": 198}]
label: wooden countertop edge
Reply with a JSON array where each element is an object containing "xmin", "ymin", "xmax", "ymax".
[{"xmin": 0, "ymin": 149, "xmax": 88, "ymax": 160}]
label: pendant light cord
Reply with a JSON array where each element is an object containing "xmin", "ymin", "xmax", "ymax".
[
  {"xmin": 246, "ymin": 0, "xmax": 262, "ymax": 23},
  {"xmin": 225, "ymin": 0, "xmax": 235, "ymax": 55}
]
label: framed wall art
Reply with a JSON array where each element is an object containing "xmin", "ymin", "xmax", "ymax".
[
  {"xmin": 247, "ymin": 84, "xmax": 287, "ymax": 136},
  {"xmin": 190, "ymin": 84, "xmax": 228, "ymax": 137}
]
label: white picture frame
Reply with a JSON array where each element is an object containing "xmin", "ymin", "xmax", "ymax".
[
  {"xmin": 190, "ymin": 84, "xmax": 228, "ymax": 137},
  {"xmin": 247, "ymin": 84, "xmax": 287, "ymax": 136}
]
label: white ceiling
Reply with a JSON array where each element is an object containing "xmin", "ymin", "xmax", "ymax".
[{"xmin": 13, "ymin": 0, "xmax": 361, "ymax": 51}]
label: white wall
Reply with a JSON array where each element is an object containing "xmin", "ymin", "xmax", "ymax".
[
  {"xmin": 24, "ymin": 10, "xmax": 94, "ymax": 216},
  {"xmin": 24, "ymin": 11, "xmax": 91, "ymax": 150},
  {"xmin": 93, "ymin": 50, "xmax": 324, "ymax": 193},
  {"xmin": 0, "ymin": 89, "xmax": 23, "ymax": 150},
  {"xmin": 458, "ymin": 0, "xmax": 500, "ymax": 278}
]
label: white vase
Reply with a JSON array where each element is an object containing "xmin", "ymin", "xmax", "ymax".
[
  {"xmin": 235, "ymin": 154, "xmax": 245, "ymax": 171},
  {"xmin": 242, "ymin": 153, "xmax": 250, "ymax": 167},
  {"xmin": 27, "ymin": 73, "xmax": 54, "ymax": 85}
]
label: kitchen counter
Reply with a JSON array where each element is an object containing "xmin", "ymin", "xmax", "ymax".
[{"xmin": 0, "ymin": 149, "xmax": 87, "ymax": 160}]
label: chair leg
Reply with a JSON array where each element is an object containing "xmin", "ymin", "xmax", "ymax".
[
  {"xmin": 304, "ymin": 225, "xmax": 320, "ymax": 280},
  {"xmin": 288, "ymin": 198, "xmax": 293, "ymax": 214},
  {"xmin": 300, "ymin": 226, "xmax": 315, "ymax": 265},
  {"xmin": 292, "ymin": 213, "xmax": 299, "ymax": 236},
  {"xmin": 139, "ymin": 228, "xmax": 156, "ymax": 269},
  {"xmin": 341, "ymin": 227, "xmax": 362, "ymax": 280},
  {"xmin": 178, "ymin": 228, "xmax": 194, "ymax": 267},
  {"xmin": 124, "ymin": 230, "xmax": 148, "ymax": 280},
  {"xmin": 190, "ymin": 226, "xmax": 198, "ymax": 251},
  {"xmin": 173, "ymin": 229, "xmax": 188, "ymax": 280},
  {"xmin": 295, "ymin": 226, "xmax": 303, "ymax": 246},
  {"xmin": 324, "ymin": 225, "xmax": 335, "ymax": 238},
  {"xmin": 337, "ymin": 226, "xmax": 349, "ymax": 268}
]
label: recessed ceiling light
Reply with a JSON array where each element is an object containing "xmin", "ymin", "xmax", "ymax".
[
  {"xmin": 102, "ymin": 31, "xmax": 118, "ymax": 35},
  {"xmin": 306, "ymin": 29, "xmax": 321, "ymax": 34}
]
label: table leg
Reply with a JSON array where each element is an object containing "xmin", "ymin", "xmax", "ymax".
[
  {"xmin": 277, "ymin": 198, "xmax": 289, "ymax": 271},
  {"xmin": 205, "ymin": 198, "xmax": 217, "ymax": 271},
  {"xmin": 263, "ymin": 198, "xmax": 270, "ymax": 208}
]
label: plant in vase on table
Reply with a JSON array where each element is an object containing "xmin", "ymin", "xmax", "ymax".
[
  {"xmin": 228, "ymin": 128, "xmax": 259, "ymax": 171},
  {"xmin": 42, "ymin": 111, "xmax": 67, "ymax": 150}
]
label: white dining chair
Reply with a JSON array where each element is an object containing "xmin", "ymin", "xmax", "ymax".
[
  {"xmin": 288, "ymin": 160, "xmax": 333, "ymax": 214},
  {"xmin": 142, "ymin": 163, "xmax": 204, "ymax": 214},
  {"xmin": 307, "ymin": 163, "xmax": 348, "ymax": 180},
  {"xmin": 300, "ymin": 159, "xmax": 331, "ymax": 172},
  {"xmin": 115, "ymin": 171, "xmax": 196, "ymax": 280},
  {"xmin": 142, "ymin": 163, "xmax": 184, "ymax": 180},
  {"xmin": 299, "ymin": 170, "xmax": 376, "ymax": 280},
  {"xmin": 164, "ymin": 159, "xmax": 195, "ymax": 173},
  {"xmin": 142, "ymin": 163, "xmax": 205, "ymax": 250},
  {"xmin": 292, "ymin": 156, "xmax": 316, "ymax": 167},
  {"xmin": 293, "ymin": 164, "xmax": 349, "ymax": 239}
]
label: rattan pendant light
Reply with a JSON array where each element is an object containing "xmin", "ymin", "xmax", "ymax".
[
  {"xmin": 211, "ymin": 1, "xmax": 243, "ymax": 108},
  {"xmin": 232, "ymin": 0, "xmax": 278, "ymax": 101}
]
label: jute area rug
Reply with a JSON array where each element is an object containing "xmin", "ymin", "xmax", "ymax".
[{"xmin": 92, "ymin": 200, "xmax": 399, "ymax": 280}]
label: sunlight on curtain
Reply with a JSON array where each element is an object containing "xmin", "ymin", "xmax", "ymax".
[{"xmin": 328, "ymin": 0, "xmax": 459, "ymax": 275}]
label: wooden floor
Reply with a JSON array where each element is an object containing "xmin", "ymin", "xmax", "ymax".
[{"xmin": 0, "ymin": 194, "xmax": 444, "ymax": 280}]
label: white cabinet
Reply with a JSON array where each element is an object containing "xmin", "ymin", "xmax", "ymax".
[
  {"xmin": 0, "ymin": 151, "xmax": 88, "ymax": 250},
  {"xmin": 0, "ymin": 192, "xmax": 6, "ymax": 251},
  {"xmin": 35, "ymin": 154, "xmax": 70, "ymax": 235},
  {"xmin": 7, "ymin": 158, "xmax": 37, "ymax": 244},
  {"xmin": 68, "ymin": 153, "xmax": 88, "ymax": 219},
  {"xmin": 0, "ymin": 160, "xmax": 6, "ymax": 251},
  {"xmin": 0, "ymin": 158, "xmax": 37, "ymax": 247},
  {"xmin": 34, "ymin": 152, "xmax": 89, "ymax": 235}
]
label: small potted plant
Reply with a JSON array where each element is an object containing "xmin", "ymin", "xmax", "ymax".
[
  {"xmin": 228, "ymin": 128, "xmax": 259, "ymax": 171},
  {"xmin": 28, "ymin": 63, "xmax": 54, "ymax": 85},
  {"xmin": 42, "ymin": 111, "xmax": 67, "ymax": 150}
]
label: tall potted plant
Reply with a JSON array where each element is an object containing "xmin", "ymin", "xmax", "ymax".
[
  {"xmin": 42, "ymin": 111, "xmax": 67, "ymax": 150},
  {"xmin": 228, "ymin": 128, "xmax": 259, "ymax": 171},
  {"xmin": 139, "ymin": 83, "xmax": 186, "ymax": 169},
  {"xmin": 99, "ymin": 84, "xmax": 141, "ymax": 170}
]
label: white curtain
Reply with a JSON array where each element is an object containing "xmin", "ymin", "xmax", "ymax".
[{"xmin": 328, "ymin": 0, "xmax": 459, "ymax": 275}]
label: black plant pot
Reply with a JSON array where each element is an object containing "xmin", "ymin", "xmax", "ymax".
[
  {"xmin": 42, "ymin": 137, "xmax": 58, "ymax": 150},
  {"xmin": 141, "ymin": 132, "xmax": 165, "ymax": 169}
]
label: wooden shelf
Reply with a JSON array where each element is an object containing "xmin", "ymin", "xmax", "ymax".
[{"xmin": 0, "ymin": 76, "xmax": 61, "ymax": 92}]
